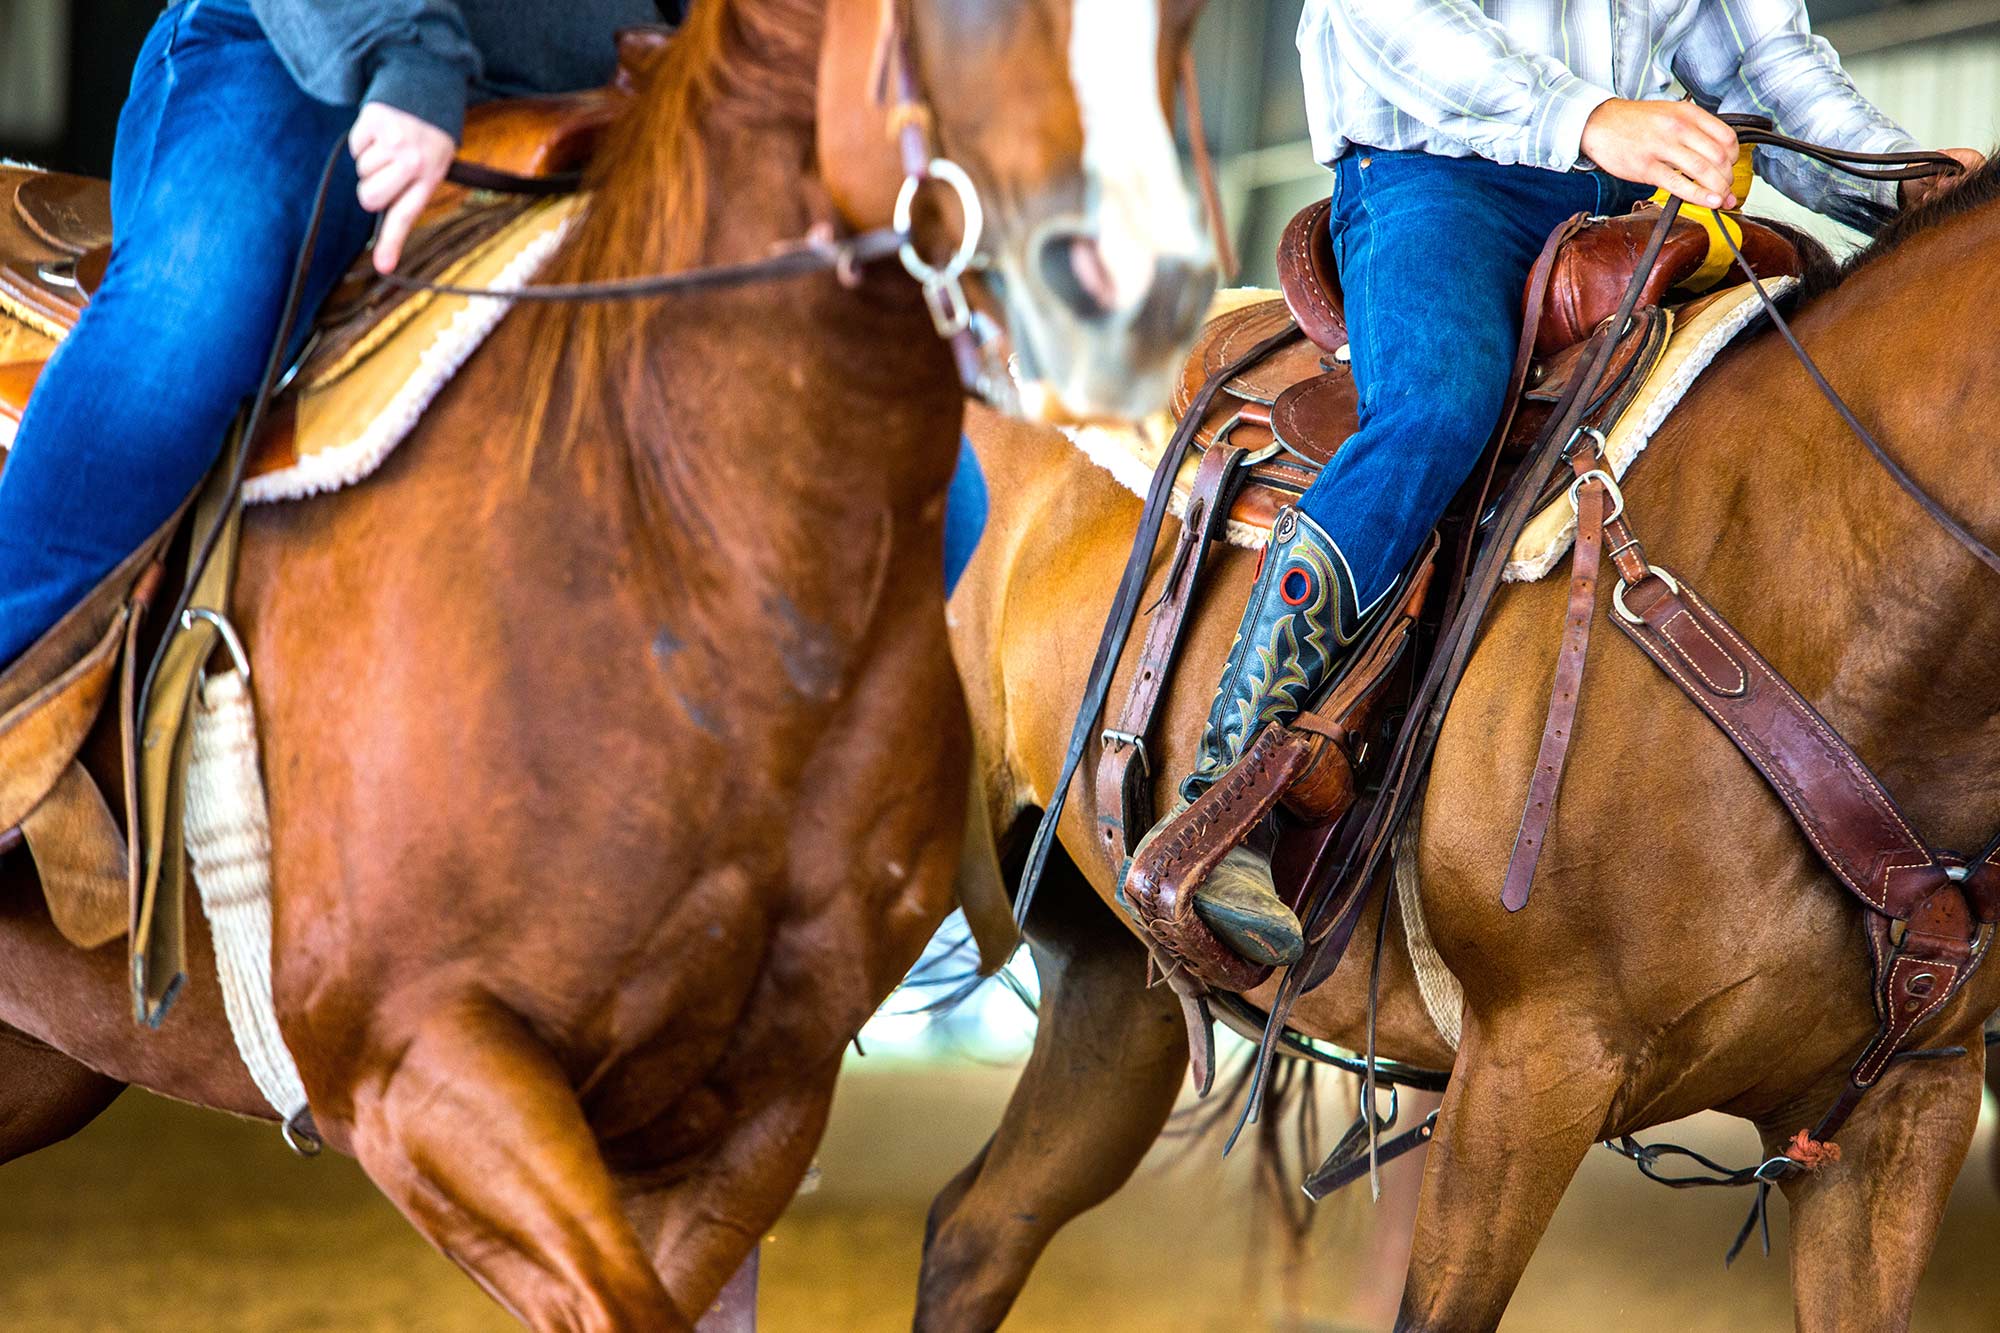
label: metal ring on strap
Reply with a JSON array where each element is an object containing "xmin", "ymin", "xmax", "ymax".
[
  {"xmin": 1568, "ymin": 467, "xmax": 1626, "ymax": 525},
  {"xmin": 893, "ymin": 157, "xmax": 984, "ymax": 288},
  {"xmin": 1612, "ymin": 566, "xmax": 1682, "ymax": 625},
  {"xmin": 180, "ymin": 607, "xmax": 252, "ymax": 684}
]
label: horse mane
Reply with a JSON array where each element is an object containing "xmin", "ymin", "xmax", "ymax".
[
  {"xmin": 515, "ymin": 0, "xmax": 825, "ymax": 456},
  {"xmin": 1791, "ymin": 150, "xmax": 2000, "ymax": 307}
]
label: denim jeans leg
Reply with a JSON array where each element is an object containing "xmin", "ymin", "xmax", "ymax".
[
  {"xmin": 0, "ymin": 0, "xmax": 374, "ymax": 665},
  {"xmin": 1293, "ymin": 153, "xmax": 1615, "ymax": 609}
]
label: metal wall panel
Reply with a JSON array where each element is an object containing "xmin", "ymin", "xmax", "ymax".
[{"xmin": 0, "ymin": 0, "xmax": 69, "ymax": 145}]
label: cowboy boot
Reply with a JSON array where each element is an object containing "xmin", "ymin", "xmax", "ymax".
[{"xmin": 1170, "ymin": 505, "xmax": 1370, "ymax": 965}]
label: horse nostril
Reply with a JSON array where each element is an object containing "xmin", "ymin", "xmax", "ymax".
[{"xmin": 1036, "ymin": 230, "xmax": 1117, "ymax": 321}]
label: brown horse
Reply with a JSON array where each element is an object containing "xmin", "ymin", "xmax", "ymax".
[
  {"xmin": 923, "ymin": 168, "xmax": 2000, "ymax": 1331},
  {"xmin": 0, "ymin": 1, "xmax": 1214, "ymax": 1327}
]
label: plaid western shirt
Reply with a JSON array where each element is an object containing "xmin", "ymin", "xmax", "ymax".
[{"xmin": 1296, "ymin": 0, "xmax": 1919, "ymax": 229}]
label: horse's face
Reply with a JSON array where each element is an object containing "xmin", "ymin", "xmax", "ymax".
[{"xmin": 822, "ymin": 0, "xmax": 1216, "ymax": 423}]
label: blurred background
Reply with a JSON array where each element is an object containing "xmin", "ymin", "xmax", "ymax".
[{"xmin": 2, "ymin": 0, "xmax": 1999, "ymax": 1329}]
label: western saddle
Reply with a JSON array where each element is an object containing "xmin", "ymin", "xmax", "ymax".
[{"xmin": 1093, "ymin": 193, "xmax": 1816, "ymax": 1000}]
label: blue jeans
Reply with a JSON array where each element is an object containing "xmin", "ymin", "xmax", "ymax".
[
  {"xmin": 0, "ymin": 0, "xmax": 375, "ymax": 665},
  {"xmin": 1295, "ymin": 150, "xmax": 1652, "ymax": 611}
]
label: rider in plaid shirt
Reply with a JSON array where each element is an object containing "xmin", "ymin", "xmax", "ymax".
[{"xmin": 1153, "ymin": 0, "xmax": 1986, "ymax": 967}]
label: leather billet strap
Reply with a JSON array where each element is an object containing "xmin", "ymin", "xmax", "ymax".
[
  {"xmin": 1095, "ymin": 442, "xmax": 1248, "ymax": 861},
  {"xmin": 1501, "ymin": 438, "xmax": 1657, "ymax": 911},
  {"xmin": 1015, "ymin": 321, "xmax": 1305, "ymax": 927}
]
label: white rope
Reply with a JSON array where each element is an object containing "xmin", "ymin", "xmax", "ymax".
[{"xmin": 183, "ymin": 670, "xmax": 310, "ymax": 1124}]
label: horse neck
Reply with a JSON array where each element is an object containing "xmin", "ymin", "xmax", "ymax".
[
  {"xmin": 1648, "ymin": 199, "xmax": 2000, "ymax": 840},
  {"xmin": 542, "ymin": 3, "xmax": 963, "ymax": 683}
]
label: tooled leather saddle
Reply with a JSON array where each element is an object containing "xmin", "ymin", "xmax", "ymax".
[{"xmin": 1103, "ymin": 196, "xmax": 1812, "ymax": 1002}]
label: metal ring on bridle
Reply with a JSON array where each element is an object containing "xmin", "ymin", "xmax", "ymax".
[
  {"xmin": 1612, "ymin": 565, "xmax": 1682, "ymax": 625},
  {"xmin": 894, "ymin": 157, "xmax": 984, "ymax": 286}
]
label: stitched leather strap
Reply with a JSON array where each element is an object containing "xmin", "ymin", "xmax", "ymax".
[
  {"xmin": 1094, "ymin": 444, "xmax": 1247, "ymax": 860},
  {"xmin": 1615, "ymin": 575, "xmax": 1965, "ymax": 919}
]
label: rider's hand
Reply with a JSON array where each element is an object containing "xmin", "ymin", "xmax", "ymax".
[
  {"xmin": 1901, "ymin": 149, "xmax": 1986, "ymax": 209},
  {"xmin": 349, "ymin": 102, "xmax": 457, "ymax": 275},
  {"xmin": 1581, "ymin": 99, "xmax": 1741, "ymax": 211}
]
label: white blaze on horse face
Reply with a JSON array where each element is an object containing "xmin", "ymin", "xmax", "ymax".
[{"xmin": 1067, "ymin": 0, "xmax": 1206, "ymax": 313}]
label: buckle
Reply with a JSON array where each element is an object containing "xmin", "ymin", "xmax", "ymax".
[
  {"xmin": 1612, "ymin": 565, "xmax": 1680, "ymax": 625},
  {"xmin": 1101, "ymin": 728, "xmax": 1150, "ymax": 776},
  {"xmin": 1567, "ymin": 467, "xmax": 1625, "ymax": 525}
]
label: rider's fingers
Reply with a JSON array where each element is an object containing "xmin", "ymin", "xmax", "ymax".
[
  {"xmin": 372, "ymin": 176, "xmax": 437, "ymax": 275},
  {"xmin": 352, "ymin": 139, "xmax": 397, "ymax": 182},
  {"xmin": 1661, "ymin": 151, "xmax": 1728, "ymax": 208},
  {"xmin": 357, "ymin": 153, "xmax": 419, "ymax": 214}
]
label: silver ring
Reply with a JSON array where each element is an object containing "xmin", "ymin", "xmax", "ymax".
[
  {"xmin": 1567, "ymin": 468, "xmax": 1625, "ymax": 525},
  {"xmin": 895, "ymin": 158, "xmax": 985, "ymax": 287},
  {"xmin": 1612, "ymin": 566, "xmax": 1681, "ymax": 625}
]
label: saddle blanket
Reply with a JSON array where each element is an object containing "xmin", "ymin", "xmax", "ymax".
[
  {"xmin": 1066, "ymin": 278, "xmax": 1793, "ymax": 582},
  {"xmin": 0, "ymin": 186, "xmax": 581, "ymax": 504}
]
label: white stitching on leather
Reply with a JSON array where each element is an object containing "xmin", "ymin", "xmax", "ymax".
[{"xmin": 1661, "ymin": 607, "xmax": 1746, "ymax": 695}]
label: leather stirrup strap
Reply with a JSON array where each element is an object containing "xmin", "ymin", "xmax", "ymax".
[
  {"xmin": 1094, "ymin": 443, "xmax": 1247, "ymax": 863},
  {"xmin": 1016, "ymin": 322, "xmax": 1304, "ymax": 926}
]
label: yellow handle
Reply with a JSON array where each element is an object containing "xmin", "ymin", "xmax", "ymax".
[{"xmin": 1647, "ymin": 143, "xmax": 1756, "ymax": 293}]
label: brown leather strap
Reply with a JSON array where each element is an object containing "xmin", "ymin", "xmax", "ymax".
[
  {"xmin": 1606, "ymin": 558, "xmax": 1991, "ymax": 1150},
  {"xmin": 1017, "ymin": 321, "xmax": 1305, "ymax": 927},
  {"xmin": 1094, "ymin": 443, "xmax": 1247, "ymax": 860},
  {"xmin": 1613, "ymin": 573, "xmax": 1973, "ymax": 920},
  {"xmin": 1486, "ymin": 212, "xmax": 1589, "ymax": 469},
  {"xmin": 1501, "ymin": 465, "xmax": 1608, "ymax": 911}
]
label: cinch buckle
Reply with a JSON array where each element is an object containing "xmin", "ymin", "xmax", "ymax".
[{"xmin": 1612, "ymin": 565, "xmax": 1681, "ymax": 625}]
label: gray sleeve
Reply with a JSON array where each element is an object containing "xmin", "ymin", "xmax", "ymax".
[{"xmin": 249, "ymin": 0, "xmax": 481, "ymax": 140}]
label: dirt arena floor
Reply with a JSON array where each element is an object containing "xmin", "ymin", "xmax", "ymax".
[{"xmin": 1, "ymin": 1055, "xmax": 1995, "ymax": 1331}]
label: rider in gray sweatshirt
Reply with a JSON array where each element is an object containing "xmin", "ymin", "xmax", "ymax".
[{"xmin": 249, "ymin": 0, "xmax": 675, "ymax": 139}]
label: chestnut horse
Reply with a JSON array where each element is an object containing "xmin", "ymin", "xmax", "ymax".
[
  {"xmin": 923, "ymin": 168, "xmax": 2000, "ymax": 1331},
  {"xmin": 0, "ymin": 0, "xmax": 1214, "ymax": 1327}
]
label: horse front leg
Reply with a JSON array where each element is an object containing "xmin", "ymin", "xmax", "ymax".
[
  {"xmin": 1396, "ymin": 1010, "xmax": 1619, "ymax": 1332},
  {"xmin": 915, "ymin": 875, "xmax": 1188, "ymax": 1333},
  {"xmin": 336, "ymin": 996, "xmax": 687, "ymax": 1333},
  {"xmin": 1772, "ymin": 1039, "xmax": 1984, "ymax": 1333}
]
